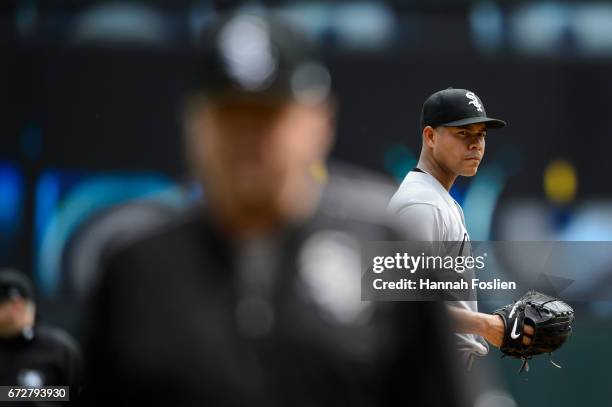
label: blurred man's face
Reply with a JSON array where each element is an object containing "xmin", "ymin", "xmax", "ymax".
[
  {"xmin": 431, "ymin": 123, "xmax": 486, "ymax": 176},
  {"xmin": 0, "ymin": 298, "xmax": 33, "ymax": 335},
  {"xmin": 0, "ymin": 300, "xmax": 15, "ymax": 325},
  {"xmin": 186, "ymin": 96, "xmax": 333, "ymax": 223}
]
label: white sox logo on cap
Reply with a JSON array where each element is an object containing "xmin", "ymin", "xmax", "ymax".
[{"xmin": 465, "ymin": 91, "xmax": 483, "ymax": 112}]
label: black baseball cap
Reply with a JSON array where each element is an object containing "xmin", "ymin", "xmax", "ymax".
[
  {"xmin": 0, "ymin": 269, "xmax": 34, "ymax": 301},
  {"xmin": 421, "ymin": 88, "xmax": 506, "ymax": 129},
  {"xmin": 193, "ymin": 12, "xmax": 332, "ymax": 104}
]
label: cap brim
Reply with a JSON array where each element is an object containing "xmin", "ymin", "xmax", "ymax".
[{"xmin": 441, "ymin": 116, "xmax": 506, "ymax": 129}]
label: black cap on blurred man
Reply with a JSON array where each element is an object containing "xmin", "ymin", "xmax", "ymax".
[
  {"xmin": 0, "ymin": 269, "xmax": 81, "ymax": 394},
  {"xmin": 194, "ymin": 12, "xmax": 331, "ymax": 103},
  {"xmin": 181, "ymin": 12, "xmax": 335, "ymax": 239},
  {"xmin": 84, "ymin": 11, "xmax": 467, "ymax": 407},
  {"xmin": 0, "ymin": 270, "xmax": 34, "ymax": 305}
]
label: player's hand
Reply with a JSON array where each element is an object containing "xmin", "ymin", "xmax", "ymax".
[{"xmin": 484, "ymin": 314, "xmax": 534, "ymax": 348}]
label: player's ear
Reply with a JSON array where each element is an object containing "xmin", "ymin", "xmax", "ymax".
[{"xmin": 422, "ymin": 126, "xmax": 436, "ymax": 148}]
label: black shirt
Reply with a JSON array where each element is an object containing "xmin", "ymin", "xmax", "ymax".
[
  {"xmin": 83, "ymin": 207, "xmax": 468, "ymax": 406},
  {"xmin": 0, "ymin": 324, "xmax": 81, "ymax": 405}
]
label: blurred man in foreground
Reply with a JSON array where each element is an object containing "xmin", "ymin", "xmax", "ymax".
[
  {"xmin": 0, "ymin": 269, "xmax": 81, "ymax": 396},
  {"xmin": 83, "ymin": 12, "xmax": 467, "ymax": 406}
]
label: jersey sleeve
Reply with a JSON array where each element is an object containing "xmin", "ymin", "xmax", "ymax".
[{"xmin": 395, "ymin": 203, "xmax": 445, "ymax": 242}]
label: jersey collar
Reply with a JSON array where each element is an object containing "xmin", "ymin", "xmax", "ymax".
[
  {"xmin": 409, "ymin": 169, "xmax": 468, "ymax": 231},
  {"xmin": 409, "ymin": 168, "xmax": 458, "ymax": 209}
]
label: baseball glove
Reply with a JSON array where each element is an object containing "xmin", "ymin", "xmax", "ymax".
[{"xmin": 494, "ymin": 290, "xmax": 575, "ymax": 372}]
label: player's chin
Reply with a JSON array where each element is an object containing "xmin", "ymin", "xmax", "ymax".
[{"xmin": 460, "ymin": 161, "xmax": 480, "ymax": 176}]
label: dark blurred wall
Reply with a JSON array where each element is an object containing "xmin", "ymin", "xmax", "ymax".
[
  {"xmin": 4, "ymin": 45, "xmax": 612, "ymax": 276},
  {"xmin": 8, "ymin": 46, "xmax": 611, "ymax": 196}
]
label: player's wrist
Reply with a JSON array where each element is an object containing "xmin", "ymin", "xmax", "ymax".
[
  {"xmin": 481, "ymin": 313, "xmax": 504, "ymax": 348},
  {"xmin": 475, "ymin": 312, "xmax": 495, "ymax": 334}
]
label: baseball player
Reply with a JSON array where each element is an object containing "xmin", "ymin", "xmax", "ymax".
[{"xmin": 388, "ymin": 88, "xmax": 534, "ymax": 368}]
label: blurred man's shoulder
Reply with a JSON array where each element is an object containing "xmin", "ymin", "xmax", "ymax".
[
  {"xmin": 320, "ymin": 162, "xmax": 407, "ymax": 237},
  {"xmin": 33, "ymin": 324, "xmax": 80, "ymax": 356},
  {"xmin": 101, "ymin": 207, "xmax": 207, "ymax": 264}
]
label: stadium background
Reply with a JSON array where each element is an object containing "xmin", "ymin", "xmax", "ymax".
[{"xmin": 1, "ymin": 1, "xmax": 611, "ymax": 405}]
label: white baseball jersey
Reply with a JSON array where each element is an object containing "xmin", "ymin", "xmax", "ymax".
[{"xmin": 388, "ymin": 169, "xmax": 489, "ymax": 364}]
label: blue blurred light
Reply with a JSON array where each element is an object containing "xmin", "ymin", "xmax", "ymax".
[
  {"xmin": 276, "ymin": 2, "xmax": 333, "ymax": 42},
  {"xmin": 332, "ymin": 2, "xmax": 396, "ymax": 50},
  {"xmin": 188, "ymin": 1, "xmax": 217, "ymax": 42},
  {"xmin": 383, "ymin": 144, "xmax": 416, "ymax": 183},
  {"xmin": 34, "ymin": 172, "xmax": 61, "ymax": 293},
  {"xmin": 551, "ymin": 207, "xmax": 572, "ymax": 231},
  {"xmin": 15, "ymin": 0, "xmax": 38, "ymax": 39},
  {"xmin": 571, "ymin": 4, "xmax": 612, "ymax": 55},
  {"xmin": 34, "ymin": 171, "xmax": 176, "ymax": 296},
  {"xmin": 450, "ymin": 183, "xmax": 466, "ymax": 206},
  {"xmin": 70, "ymin": 2, "xmax": 169, "ymax": 46},
  {"xmin": 470, "ymin": 1, "xmax": 504, "ymax": 53},
  {"xmin": 0, "ymin": 163, "xmax": 23, "ymax": 235},
  {"xmin": 278, "ymin": 1, "xmax": 396, "ymax": 49},
  {"xmin": 509, "ymin": 2, "xmax": 570, "ymax": 55},
  {"xmin": 560, "ymin": 205, "xmax": 612, "ymax": 241}
]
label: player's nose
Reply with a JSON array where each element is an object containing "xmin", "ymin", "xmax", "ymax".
[{"xmin": 468, "ymin": 137, "xmax": 485, "ymax": 150}]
